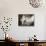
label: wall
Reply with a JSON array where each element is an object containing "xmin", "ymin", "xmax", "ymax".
[{"xmin": 0, "ymin": 0, "xmax": 46, "ymax": 40}]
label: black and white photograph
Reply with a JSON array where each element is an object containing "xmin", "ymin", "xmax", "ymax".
[
  {"xmin": 29, "ymin": 0, "xmax": 43, "ymax": 8},
  {"xmin": 18, "ymin": 14, "xmax": 35, "ymax": 26}
]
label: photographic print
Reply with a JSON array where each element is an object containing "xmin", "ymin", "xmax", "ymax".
[
  {"xmin": 18, "ymin": 14, "xmax": 35, "ymax": 26},
  {"xmin": 29, "ymin": 0, "xmax": 43, "ymax": 8}
]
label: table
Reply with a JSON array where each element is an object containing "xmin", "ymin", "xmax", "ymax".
[{"xmin": 5, "ymin": 39, "xmax": 46, "ymax": 46}]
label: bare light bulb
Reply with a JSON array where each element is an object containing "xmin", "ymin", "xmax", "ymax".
[{"xmin": 6, "ymin": 34, "xmax": 8, "ymax": 38}]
